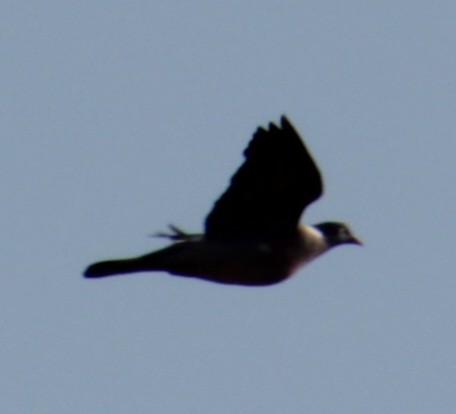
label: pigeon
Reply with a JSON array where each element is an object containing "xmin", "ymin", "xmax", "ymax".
[{"xmin": 84, "ymin": 116, "xmax": 361, "ymax": 286}]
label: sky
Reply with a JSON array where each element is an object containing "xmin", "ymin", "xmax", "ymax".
[{"xmin": 2, "ymin": 1, "xmax": 456, "ymax": 413}]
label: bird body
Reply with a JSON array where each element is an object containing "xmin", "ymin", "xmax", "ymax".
[
  {"xmin": 84, "ymin": 117, "xmax": 361, "ymax": 286},
  {"xmin": 85, "ymin": 224, "xmax": 331, "ymax": 285}
]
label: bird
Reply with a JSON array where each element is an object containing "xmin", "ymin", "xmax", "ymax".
[{"xmin": 84, "ymin": 116, "xmax": 361, "ymax": 286}]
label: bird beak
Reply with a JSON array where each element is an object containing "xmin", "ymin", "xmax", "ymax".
[{"xmin": 348, "ymin": 235, "xmax": 363, "ymax": 246}]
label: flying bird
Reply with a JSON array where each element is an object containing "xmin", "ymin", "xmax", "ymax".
[{"xmin": 84, "ymin": 116, "xmax": 361, "ymax": 286}]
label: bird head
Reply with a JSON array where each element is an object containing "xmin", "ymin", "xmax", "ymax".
[{"xmin": 314, "ymin": 222, "xmax": 362, "ymax": 247}]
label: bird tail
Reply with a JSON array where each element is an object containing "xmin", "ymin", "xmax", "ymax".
[
  {"xmin": 84, "ymin": 243, "xmax": 190, "ymax": 279},
  {"xmin": 84, "ymin": 257, "xmax": 147, "ymax": 278}
]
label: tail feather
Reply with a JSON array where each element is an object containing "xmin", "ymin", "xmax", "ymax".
[
  {"xmin": 84, "ymin": 258, "xmax": 147, "ymax": 278},
  {"xmin": 84, "ymin": 243, "xmax": 186, "ymax": 278}
]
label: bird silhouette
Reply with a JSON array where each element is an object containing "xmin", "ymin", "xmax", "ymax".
[{"xmin": 84, "ymin": 116, "xmax": 361, "ymax": 286}]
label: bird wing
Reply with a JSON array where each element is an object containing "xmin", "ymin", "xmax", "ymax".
[{"xmin": 204, "ymin": 116, "xmax": 323, "ymax": 241}]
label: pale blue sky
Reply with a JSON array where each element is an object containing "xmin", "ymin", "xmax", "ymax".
[{"xmin": 2, "ymin": 2, "xmax": 455, "ymax": 413}]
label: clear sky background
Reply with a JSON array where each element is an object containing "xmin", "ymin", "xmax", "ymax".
[{"xmin": 2, "ymin": 2, "xmax": 455, "ymax": 413}]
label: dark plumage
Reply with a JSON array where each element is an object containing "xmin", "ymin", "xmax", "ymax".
[{"xmin": 84, "ymin": 117, "xmax": 361, "ymax": 286}]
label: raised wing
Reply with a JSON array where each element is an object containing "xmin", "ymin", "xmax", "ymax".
[{"xmin": 204, "ymin": 116, "xmax": 323, "ymax": 241}]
